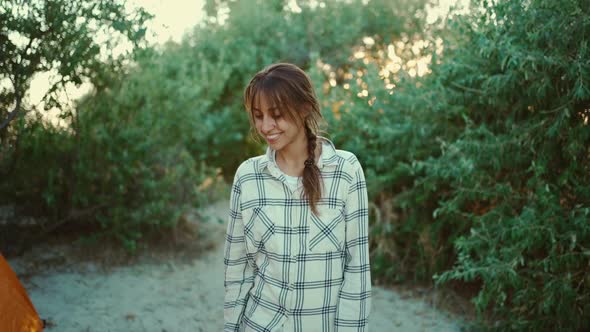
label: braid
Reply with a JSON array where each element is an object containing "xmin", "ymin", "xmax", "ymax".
[
  {"xmin": 302, "ymin": 123, "xmax": 322, "ymax": 215},
  {"xmin": 305, "ymin": 125, "xmax": 316, "ymax": 167}
]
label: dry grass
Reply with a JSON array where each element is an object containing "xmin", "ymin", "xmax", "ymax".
[
  {"xmin": 7, "ymin": 180, "xmax": 231, "ymax": 279},
  {"xmin": 8, "ymin": 204, "xmax": 228, "ymax": 283}
]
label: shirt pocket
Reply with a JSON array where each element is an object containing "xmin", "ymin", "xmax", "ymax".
[
  {"xmin": 308, "ymin": 207, "xmax": 345, "ymax": 253},
  {"xmin": 243, "ymin": 206, "xmax": 276, "ymax": 254}
]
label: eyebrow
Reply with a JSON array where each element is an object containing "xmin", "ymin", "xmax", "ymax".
[{"xmin": 252, "ymin": 106, "xmax": 280, "ymax": 112}]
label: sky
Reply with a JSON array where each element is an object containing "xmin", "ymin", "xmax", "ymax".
[
  {"xmin": 27, "ymin": 0, "xmax": 207, "ymax": 126},
  {"xmin": 26, "ymin": 0, "xmax": 468, "ymax": 126},
  {"xmin": 129, "ymin": 0, "xmax": 207, "ymax": 44}
]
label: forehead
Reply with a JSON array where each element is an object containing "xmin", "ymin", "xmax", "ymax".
[{"xmin": 252, "ymin": 92, "xmax": 281, "ymax": 112}]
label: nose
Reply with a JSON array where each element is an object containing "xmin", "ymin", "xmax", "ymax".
[{"xmin": 261, "ymin": 115, "xmax": 276, "ymax": 134}]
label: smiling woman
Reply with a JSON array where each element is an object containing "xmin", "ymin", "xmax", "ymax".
[
  {"xmin": 244, "ymin": 63, "xmax": 326, "ymax": 219},
  {"xmin": 223, "ymin": 63, "xmax": 372, "ymax": 331}
]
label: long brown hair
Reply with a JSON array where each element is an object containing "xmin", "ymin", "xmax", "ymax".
[{"xmin": 244, "ymin": 63, "xmax": 325, "ymax": 215}]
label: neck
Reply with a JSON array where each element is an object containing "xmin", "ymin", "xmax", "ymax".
[
  {"xmin": 276, "ymin": 133, "xmax": 308, "ymax": 167},
  {"xmin": 276, "ymin": 136, "xmax": 322, "ymax": 173}
]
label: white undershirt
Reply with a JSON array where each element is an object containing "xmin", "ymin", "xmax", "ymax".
[{"xmin": 282, "ymin": 172, "xmax": 300, "ymax": 188}]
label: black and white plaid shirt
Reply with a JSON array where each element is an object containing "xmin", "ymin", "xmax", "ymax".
[{"xmin": 224, "ymin": 137, "xmax": 371, "ymax": 331}]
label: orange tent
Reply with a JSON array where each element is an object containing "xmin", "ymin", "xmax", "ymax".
[{"xmin": 0, "ymin": 254, "xmax": 43, "ymax": 332}]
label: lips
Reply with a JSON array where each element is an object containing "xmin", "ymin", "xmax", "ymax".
[{"xmin": 265, "ymin": 133, "xmax": 282, "ymax": 143}]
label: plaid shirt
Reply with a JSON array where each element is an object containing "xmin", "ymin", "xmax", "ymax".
[{"xmin": 223, "ymin": 137, "xmax": 371, "ymax": 331}]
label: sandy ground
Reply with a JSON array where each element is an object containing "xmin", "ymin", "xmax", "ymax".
[{"xmin": 8, "ymin": 201, "xmax": 465, "ymax": 332}]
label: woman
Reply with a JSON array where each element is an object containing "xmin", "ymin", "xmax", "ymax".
[{"xmin": 224, "ymin": 63, "xmax": 371, "ymax": 331}]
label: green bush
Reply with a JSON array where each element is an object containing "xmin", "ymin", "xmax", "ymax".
[
  {"xmin": 69, "ymin": 61, "xmax": 216, "ymax": 251},
  {"xmin": 430, "ymin": 0, "xmax": 590, "ymax": 330},
  {"xmin": 315, "ymin": 0, "xmax": 590, "ymax": 330},
  {"xmin": 1, "ymin": 85, "xmax": 215, "ymax": 252},
  {"xmin": 0, "ymin": 113, "xmax": 74, "ymax": 221},
  {"xmin": 321, "ymin": 0, "xmax": 590, "ymax": 330}
]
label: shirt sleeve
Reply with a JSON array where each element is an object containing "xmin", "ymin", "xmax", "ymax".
[
  {"xmin": 335, "ymin": 158, "xmax": 372, "ymax": 331},
  {"xmin": 223, "ymin": 168, "xmax": 255, "ymax": 331}
]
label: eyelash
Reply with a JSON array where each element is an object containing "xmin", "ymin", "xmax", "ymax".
[{"xmin": 254, "ymin": 113, "xmax": 282, "ymax": 120}]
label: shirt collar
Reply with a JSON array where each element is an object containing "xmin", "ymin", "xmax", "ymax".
[{"xmin": 257, "ymin": 136, "xmax": 339, "ymax": 172}]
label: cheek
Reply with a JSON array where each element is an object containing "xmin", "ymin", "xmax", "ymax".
[
  {"xmin": 275, "ymin": 118, "xmax": 289, "ymax": 131},
  {"xmin": 253, "ymin": 119, "xmax": 263, "ymax": 133}
]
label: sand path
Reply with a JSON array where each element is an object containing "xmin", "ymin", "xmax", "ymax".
[{"xmin": 8, "ymin": 200, "xmax": 463, "ymax": 331}]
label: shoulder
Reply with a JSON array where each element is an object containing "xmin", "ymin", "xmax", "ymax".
[
  {"xmin": 318, "ymin": 136, "xmax": 363, "ymax": 171},
  {"xmin": 233, "ymin": 154, "xmax": 267, "ymax": 182},
  {"xmin": 330, "ymin": 147, "xmax": 365, "ymax": 185},
  {"xmin": 334, "ymin": 149, "xmax": 362, "ymax": 169},
  {"xmin": 332, "ymin": 149, "xmax": 367, "ymax": 192},
  {"xmin": 317, "ymin": 137, "xmax": 364, "ymax": 185}
]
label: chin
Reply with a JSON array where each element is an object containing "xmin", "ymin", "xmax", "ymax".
[{"xmin": 271, "ymin": 143, "xmax": 285, "ymax": 150}]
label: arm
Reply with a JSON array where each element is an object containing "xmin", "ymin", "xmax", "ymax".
[
  {"xmin": 223, "ymin": 169, "xmax": 255, "ymax": 331},
  {"xmin": 335, "ymin": 159, "xmax": 372, "ymax": 331}
]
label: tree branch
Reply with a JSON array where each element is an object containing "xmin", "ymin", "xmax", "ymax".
[{"xmin": 0, "ymin": 91, "xmax": 21, "ymax": 130}]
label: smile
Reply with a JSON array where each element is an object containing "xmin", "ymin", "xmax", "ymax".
[{"xmin": 265, "ymin": 133, "xmax": 281, "ymax": 142}]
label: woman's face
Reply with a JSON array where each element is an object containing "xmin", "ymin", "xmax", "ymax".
[{"xmin": 252, "ymin": 93, "xmax": 306, "ymax": 152}]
